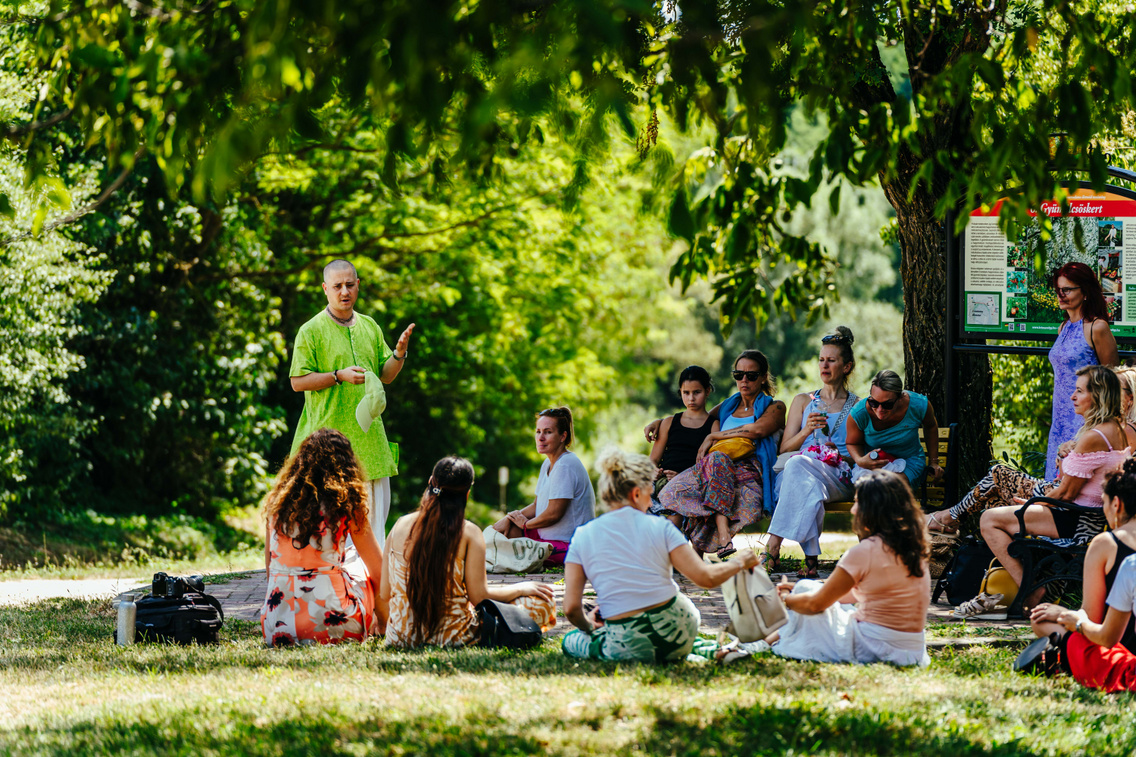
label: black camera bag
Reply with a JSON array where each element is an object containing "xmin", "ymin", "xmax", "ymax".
[
  {"xmin": 475, "ymin": 599, "xmax": 542, "ymax": 650},
  {"xmin": 932, "ymin": 536, "xmax": 995, "ymax": 607},
  {"xmin": 134, "ymin": 591, "xmax": 225, "ymax": 645}
]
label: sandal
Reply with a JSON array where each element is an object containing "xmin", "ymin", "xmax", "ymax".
[
  {"xmin": 758, "ymin": 550, "xmax": 781, "ymax": 572},
  {"xmin": 1013, "ymin": 633, "xmax": 1064, "ymax": 676},
  {"xmin": 926, "ymin": 511, "xmax": 958, "ymax": 535},
  {"xmin": 952, "ymin": 592, "xmax": 1006, "ymax": 620},
  {"xmin": 797, "ymin": 555, "xmax": 819, "ymax": 579},
  {"xmin": 717, "ymin": 543, "xmax": 737, "ymax": 560}
]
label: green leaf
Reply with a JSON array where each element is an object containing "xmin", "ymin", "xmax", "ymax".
[
  {"xmin": 0, "ymin": 192, "xmax": 14, "ymax": 221},
  {"xmin": 668, "ymin": 187, "xmax": 695, "ymax": 244}
]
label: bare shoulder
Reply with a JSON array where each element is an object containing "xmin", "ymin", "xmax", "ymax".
[{"xmin": 463, "ymin": 520, "xmax": 484, "ymax": 540}]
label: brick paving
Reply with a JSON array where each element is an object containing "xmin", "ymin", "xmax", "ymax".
[{"xmin": 192, "ymin": 567, "xmax": 1030, "ymax": 650}]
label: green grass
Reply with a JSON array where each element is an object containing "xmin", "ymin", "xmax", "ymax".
[{"xmin": 2, "ymin": 599, "xmax": 1135, "ymax": 755}]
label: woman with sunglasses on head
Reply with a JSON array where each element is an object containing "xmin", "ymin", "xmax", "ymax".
[
  {"xmin": 763, "ymin": 327, "xmax": 859, "ymax": 578},
  {"xmin": 383, "ymin": 456, "xmax": 556, "ymax": 648},
  {"xmin": 1045, "ymin": 262, "xmax": 1118, "ymax": 480},
  {"xmin": 1019, "ymin": 457, "xmax": 1136, "ymax": 685},
  {"xmin": 953, "ymin": 365, "xmax": 1129, "ymax": 617},
  {"xmin": 845, "ymin": 370, "xmax": 942, "ymax": 488},
  {"xmin": 490, "ymin": 406, "xmax": 596, "ymax": 566},
  {"xmin": 656, "ymin": 351, "xmax": 785, "ymax": 559}
]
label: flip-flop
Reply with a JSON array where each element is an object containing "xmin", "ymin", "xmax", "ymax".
[
  {"xmin": 927, "ymin": 511, "xmax": 959, "ymax": 535},
  {"xmin": 717, "ymin": 544, "xmax": 737, "ymax": 560}
]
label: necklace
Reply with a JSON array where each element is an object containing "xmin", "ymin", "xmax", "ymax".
[
  {"xmin": 326, "ymin": 306, "xmax": 354, "ymax": 326},
  {"xmin": 814, "ymin": 391, "xmax": 847, "ymax": 413}
]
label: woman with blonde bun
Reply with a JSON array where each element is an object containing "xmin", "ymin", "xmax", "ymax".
[{"xmin": 562, "ymin": 448, "xmax": 760, "ymax": 663}]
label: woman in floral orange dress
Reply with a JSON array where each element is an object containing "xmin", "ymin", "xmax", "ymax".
[
  {"xmin": 261, "ymin": 429, "xmax": 387, "ymax": 646},
  {"xmin": 383, "ymin": 456, "xmax": 556, "ymax": 648}
]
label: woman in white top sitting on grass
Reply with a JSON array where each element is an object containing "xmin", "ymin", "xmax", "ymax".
[{"xmin": 561, "ymin": 448, "xmax": 759, "ymax": 663}]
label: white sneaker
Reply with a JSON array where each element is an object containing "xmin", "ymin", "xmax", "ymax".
[{"xmin": 952, "ymin": 592, "xmax": 1006, "ymax": 620}]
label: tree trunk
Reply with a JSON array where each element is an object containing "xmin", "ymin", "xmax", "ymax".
[{"xmin": 885, "ymin": 185, "xmax": 993, "ymax": 498}]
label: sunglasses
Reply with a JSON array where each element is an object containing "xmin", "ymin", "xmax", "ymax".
[
  {"xmin": 821, "ymin": 334, "xmax": 846, "ymax": 345},
  {"xmin": 732, "ymin": 370, "xmax": 763, "ymax": 381},
  {"xmin": 866, "ymin": 397, "xmax": 898, "ymax": 411}
]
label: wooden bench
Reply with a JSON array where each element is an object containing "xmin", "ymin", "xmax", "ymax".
[{"xmin": 823, "ymin": 423, "xmax": 958, "ymax": 513}]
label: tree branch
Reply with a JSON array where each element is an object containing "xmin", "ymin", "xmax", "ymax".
[
  {"xmin": 0, "ymin": 150, "xmax": 143, "ymax": 247},
  {"xmin": 4, "ymin": 108, "xmax": 74, "ymax": 139}
]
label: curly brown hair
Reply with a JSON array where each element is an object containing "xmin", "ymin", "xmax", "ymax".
[
  {"xmin": 263, "ymin": 429, "xmax": 369, "ymax": 549},
  {"xmin": 853, "ymin": 470, "xmax": 929, "ymax": 579}
]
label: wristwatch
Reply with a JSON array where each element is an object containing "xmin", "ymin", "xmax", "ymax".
[{"xmin": 1075, "ymin": 616, "xmax": 1084, "ymax": 635}]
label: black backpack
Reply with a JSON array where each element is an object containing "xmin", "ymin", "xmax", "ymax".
[
  {"xmin": 476, "ymin": 599, "xmax": 542, "ymax": 650},
  {"xmin": 932, "ymin": 536, "xmax": 995, "ymax": 607},
  {"xmin": 133, "ymin": 591, "xmax": 225, "ymax": 644}
]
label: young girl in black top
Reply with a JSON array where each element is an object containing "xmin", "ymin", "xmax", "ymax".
[{"xmin": 649, "ymin": 366, "xmax": 717, "ymax": 496}]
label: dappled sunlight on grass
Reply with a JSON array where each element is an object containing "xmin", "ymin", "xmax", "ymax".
[{"xmin": 1, "ymin": 598, "xmax": 1135, "ymax": 755}]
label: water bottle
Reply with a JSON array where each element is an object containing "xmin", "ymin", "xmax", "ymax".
[
  {"xmin": 868, "ymin": 450, "xmax": 880, "ymax": 460},
  {"xmin": 116, "ymin": 594, "xmax": 137, "ymax": 646}
]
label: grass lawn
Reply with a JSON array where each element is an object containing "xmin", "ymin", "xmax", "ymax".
[{"xmin": 2, "ymin": 599, "xmax": 1135, "ymax": 756}]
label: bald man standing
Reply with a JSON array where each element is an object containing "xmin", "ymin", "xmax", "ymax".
[{"xmin": 289, "ymin": 259, "xmax": 415, "ymax": 547}]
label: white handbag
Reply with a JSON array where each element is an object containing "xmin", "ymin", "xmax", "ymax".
[
  {"xmin": 720, "ymin": 566, "xmax": 789, "ymax": 642},
  {"xmin": 482, "ymin": 527, "xmax": 553, "ymax": 574}
]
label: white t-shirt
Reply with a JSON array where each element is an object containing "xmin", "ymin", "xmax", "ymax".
[
  {"xmin": 1106, "ymin": 553, "xmax": 1136, "ymax": 612},
  {"xmin": 534, "ymin": 450, "xmax": 596, "ymax": 542},
  {"xmin": 565, "ymin": 506, "xmax": 689, "ymax": 618}
]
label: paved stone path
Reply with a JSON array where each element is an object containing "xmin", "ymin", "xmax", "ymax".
[{"xmin": 179, "ymin": 568, "xmax": 1030, "ymax": 650}]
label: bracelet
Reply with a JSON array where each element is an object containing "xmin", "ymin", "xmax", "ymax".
[
  {"xmin": 331, "ymin": 369, "xmax": 341, "ymax": 385},
  {"xmin": 392, "ymin": 351, "xmax": 406, "ymax": 361}
]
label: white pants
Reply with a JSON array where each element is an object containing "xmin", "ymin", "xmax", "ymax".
[
  {"xmin": 769, "ymin": 455, "xmax": 853, "ymax": 556},
  {"xmin": 366, "ymin": 477, "xmax": 391, "ymax": 550},
  {"xmin": 772, "ymin": 580, "xmax": 928, "ymax": 667},
  {"xmin": 343, "ymin": 477, "xmax": 392, "ymax": 573}
]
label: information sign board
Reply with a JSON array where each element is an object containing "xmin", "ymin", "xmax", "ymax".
[{"xmin": 961, "ymin": 185, "xmax": 1136, "ymax": 341}]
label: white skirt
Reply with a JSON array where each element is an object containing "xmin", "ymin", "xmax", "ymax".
[{"xmin": 772, "ymin": 580, "xmax": 928, "ymax": 667}]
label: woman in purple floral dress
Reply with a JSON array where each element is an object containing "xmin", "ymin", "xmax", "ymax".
[{"xmin": 1046, "ymin": 263, "xmax": 1118, "ymax": 480}]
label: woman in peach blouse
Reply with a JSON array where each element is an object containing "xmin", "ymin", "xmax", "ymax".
[{"xmin": 770, "ymin": 470, "xmax": 930, "ymax": 667}]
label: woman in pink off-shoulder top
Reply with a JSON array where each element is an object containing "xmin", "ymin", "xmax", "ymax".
[{"xmin": 959, "ymin": 366, "xmax": 1130, "ymax": 618}]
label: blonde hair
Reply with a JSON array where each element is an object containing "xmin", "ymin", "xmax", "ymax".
[
  {"xmin": 870, "ymin": 369, "xmax": 904, "ymax": 394},
  {"xmin": 595, "ymin": 447, "xmax": 655, "ymax": 506},
  {"xmin": 1114, "ymin": 367, "xmax": 1136, "ymax": 425},
  {"xmin": 1075, "ymin": 364, "xmax": 1123, "ymax": 436}
]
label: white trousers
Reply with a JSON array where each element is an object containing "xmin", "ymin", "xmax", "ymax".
[
  {"xmin": 769, "ymin": 455, "xmax": 853, "ymax": 556},
  {"xmin": 343, "ymin": 477, "xmax": 392, "ymax": 575},
  {"xmin": 366, "ymin": 477, "xmax": 392, "ymax": 550}
]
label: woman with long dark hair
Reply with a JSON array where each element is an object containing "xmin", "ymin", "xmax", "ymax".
[
  {"xmin": 382, "ymin": 456, "xmax": 556, "ymax": 648},
  {"xmin": 261, "ymin": 428, "xmax": 386, "ymax": 646},
  {"xmin": 656, "ymin": 350, "xmax": 785, "ymax": 558},
  {"xmin": 1046, "ymin": 261, "xmax": 1118, "ymax": 479},
  {"xmin": 768, "ymin": 470, "xmax": 931, "ymax": 667}
]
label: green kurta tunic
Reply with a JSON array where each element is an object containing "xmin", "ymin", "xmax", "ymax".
[{"xmin": 289, "ymin": 311, "xmax": 398, "ymax": 480}]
